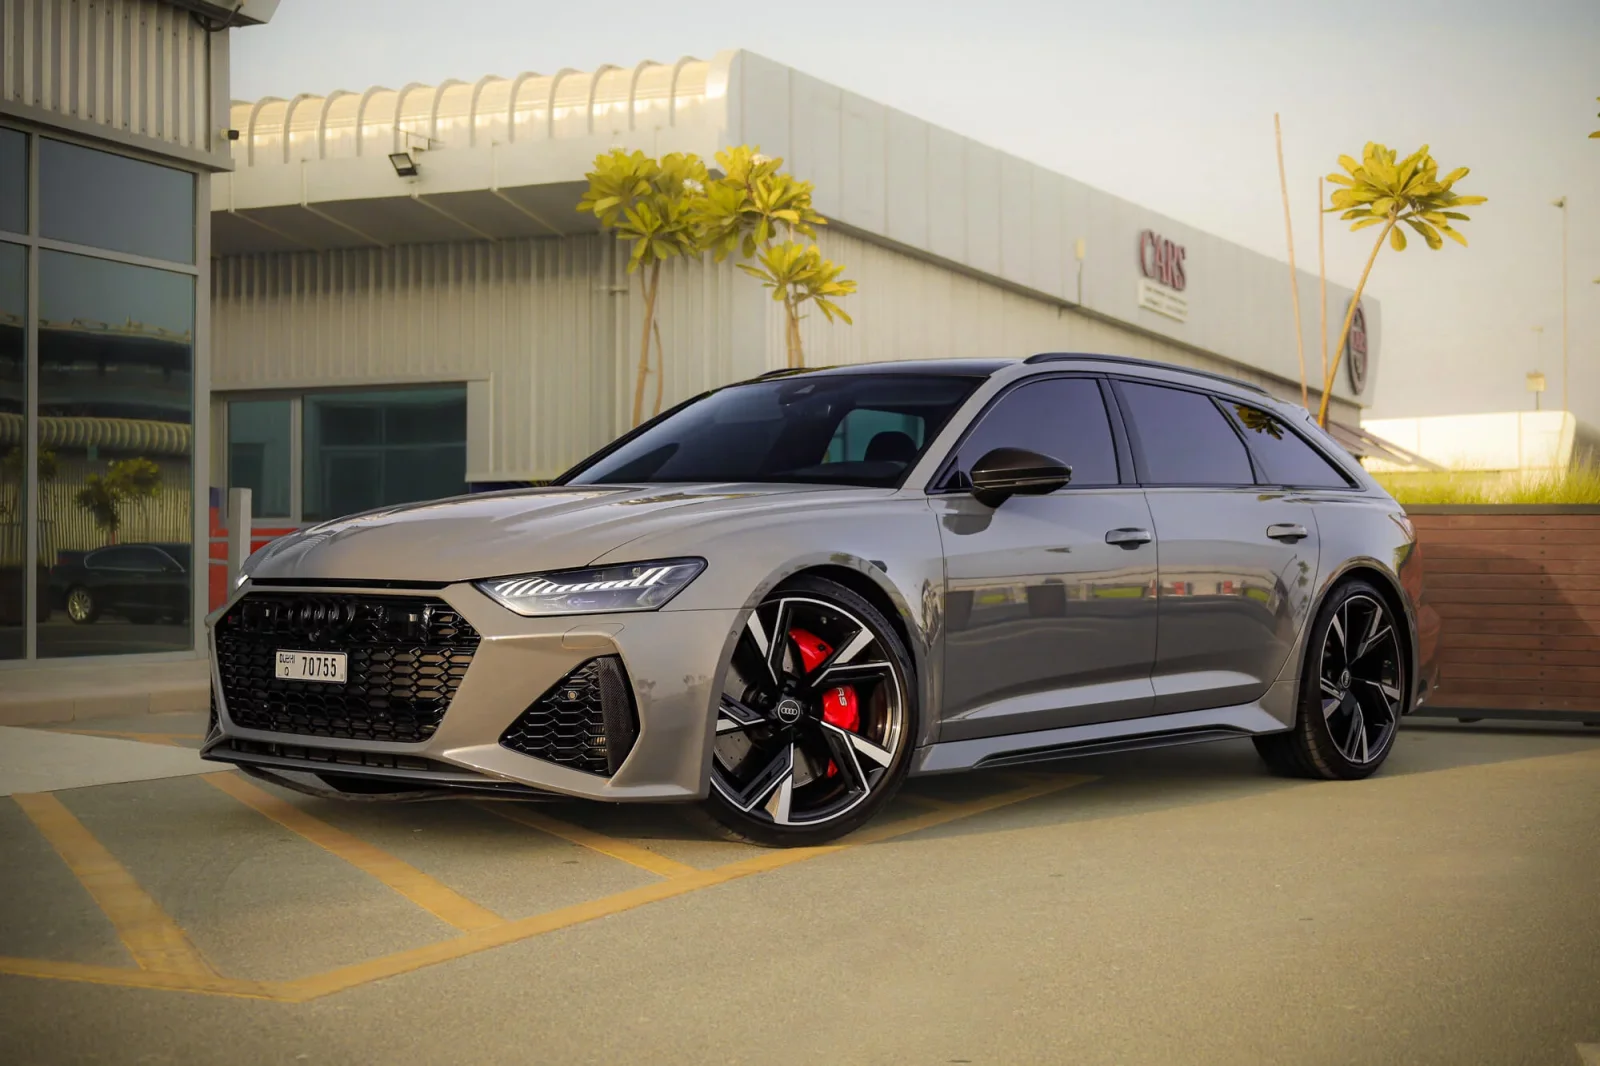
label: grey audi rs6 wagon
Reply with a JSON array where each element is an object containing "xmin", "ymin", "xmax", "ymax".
[{"xmin": 204, "ymin": 353, "xmax": 1441, "ymax": 846}]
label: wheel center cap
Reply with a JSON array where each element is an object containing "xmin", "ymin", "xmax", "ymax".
[
  {"xmin": 1338, "ymin": 668, "xmax": 1352, "ymax": 690},
  {"xmin": 774, "ymin": 697, "xmax": 803, "ymax": 725}
]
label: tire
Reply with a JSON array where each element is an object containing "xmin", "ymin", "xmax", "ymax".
[
  {"xmin": 1254, "ymin": 578, "xmax": 1407, "ymax": 781},
  {"xmin": 65, "ymin": 585, "xmax": 101, "ymax": 625},
  {"xmin": 693, "ymin": 574, "xmax": 919, "ymax": 847}
]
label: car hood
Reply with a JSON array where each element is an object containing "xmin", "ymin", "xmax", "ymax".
[{"xmin": 246, "ymin": 484, "xmax": 883, "ymax": 584}]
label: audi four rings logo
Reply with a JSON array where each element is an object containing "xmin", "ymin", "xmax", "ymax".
[{"xmin": 774, "ymin": 698, "xmax": 803, "ymax": 725}]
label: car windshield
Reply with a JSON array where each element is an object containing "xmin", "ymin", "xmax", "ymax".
[{"xmin": 565, "ymin": 373, "xmax": 985, "ymax": 488}]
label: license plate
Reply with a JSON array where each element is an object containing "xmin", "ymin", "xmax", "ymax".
[{"xmin": 275, "ymin": 650, "xmax": 347, "ymax": 684}]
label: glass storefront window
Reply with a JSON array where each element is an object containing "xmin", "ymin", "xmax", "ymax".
[
  {"xmin": 0, "ymin": 129, "xmax": 24, "ymax": 234},
  {"xmin": 302, "ymin": 388, "xmax": 467, "ymax": 521},
  {"xmin": 0, "ymin": 241, "xmax": 27, "ymax": 658},
  {"xmin": 39, "ymin": 138, "xmax": 196, "ymax": 265},
  {"xmin": 228, "ymin": 400, "xmax": 292, "ymax": 518},
  {"xmin": 38, "ymin": 251, "xmax": 194, "ymax": 658}
]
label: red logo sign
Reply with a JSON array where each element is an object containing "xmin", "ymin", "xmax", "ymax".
[
  {"xmin": 1138, "ymin": 230, "xmax": 1187, "ymax": 291},
  {"xmin": 1346, "ymin": 302, "xmax": 1369, "ymax": 394}
]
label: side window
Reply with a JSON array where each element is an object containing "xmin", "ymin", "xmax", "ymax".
[
  {"xmin": 1117, "ymin": 381, "xmax": 1255, "ymax": 486},
  {"xmin": 1225, "ymin": 403, "xmax": 1354, "ymax": 488},
  {"xmin": 950, "ymin": 377, "xmax": 1119, "ymax": 488}
]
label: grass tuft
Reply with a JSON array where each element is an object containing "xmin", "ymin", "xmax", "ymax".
[{"xmin": 1373, "ymin": 464, "xmax": 1600, "ymax": 506}]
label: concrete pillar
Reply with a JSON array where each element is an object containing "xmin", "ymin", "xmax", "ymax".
[{"xmin": 226, "ymin": 488, "xmax": 253, "ymax": 590}]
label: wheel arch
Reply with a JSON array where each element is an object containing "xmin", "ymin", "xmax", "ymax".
[
  {"xmin": 727, "ymin": 553, "xmax": 939, "ymax": 751},
  {"xmin": 1291, "ymin": 559, "xmax": 1419, "ymax": 723}
]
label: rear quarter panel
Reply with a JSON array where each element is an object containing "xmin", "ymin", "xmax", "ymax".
[{"xmin": 1299, "ymin": 492, "xmax": 1437, "ymax": 711}]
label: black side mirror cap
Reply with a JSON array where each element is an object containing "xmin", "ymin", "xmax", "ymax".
[{"xmin": 968, "ymin": 447, "xmax": 1073, "ymax": 507}]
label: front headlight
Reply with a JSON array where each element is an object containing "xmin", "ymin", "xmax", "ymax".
[{"xmin": 476, "ymin": 558, "xmax": 706, "ymax": 617}]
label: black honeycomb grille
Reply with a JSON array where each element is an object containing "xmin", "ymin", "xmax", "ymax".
[
  {"xmin": 499, "ymin": 657, "xmax": 638, "ymax": 776},
  {"xmin": 215, "ymin": 593, "xmax": 479, "ymax": 743}
]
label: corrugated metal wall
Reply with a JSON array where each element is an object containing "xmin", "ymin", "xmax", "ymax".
[
  {"xmin": 1, "ymin": 0, "xmax": 220, "ymax": 155},
  {"xmin": 212, "ymin": 236, "xmax": 760, "ymax": 480},
  {"xmin": 213, "ymin": 227, "xmax": 1361, "ymax": 486},
  {"xmin": 770, "ymin": 228, "xmax": 1359, "ymax": 421}
]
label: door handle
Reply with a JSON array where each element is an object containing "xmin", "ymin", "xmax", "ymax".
[
  {"xmin": 1105, "ymin": 528, "xmax": 1153, "ymax": 549},
  {"xmin": 1267, "ymin": 523, "xmax": 1309, "ymax": 542}
]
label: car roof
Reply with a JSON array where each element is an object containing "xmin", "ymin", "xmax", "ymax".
[
  {"xmin": 754, "ymin": 353, "xmax": 1272, "ymax": 398},
  {"xmin": 754, "ymin": 359, "xmax": 1013, "ymax": 379}
]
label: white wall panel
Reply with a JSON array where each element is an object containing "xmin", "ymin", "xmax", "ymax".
[
  {"xmin": 2, "ymin": 0, "xmax": 222, "ymax": 158},
  {"xmin": 213, "ymin": 235, "xmax": 759, "ymax": 480},
  {"xmin": 788, "ymin": 71, "xmax": 841, "ymax": 219},
  {"xmin": 838, "ymin": 92, "xmax": 885, "ymax": 235},
  {"xmin": 767, "ymin": 227, "xmax": 1358, "ymax": 423},
  {"xmin": 884, "ymin": 108, "xmax": 928, "ymax": 250}
]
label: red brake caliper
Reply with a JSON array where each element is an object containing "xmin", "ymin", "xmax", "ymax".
[{"xmin": 789, "ymin": 629, "xmax": 859, "ymax": 778}]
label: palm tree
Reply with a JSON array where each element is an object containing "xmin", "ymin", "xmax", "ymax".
[
  {"xmin": 1317, "ymin": 143, "xmax": 1486, "ymax": 426},
  {"xmin": 578, "ymin": 150, "xmax": 708, "ymax": 426}
]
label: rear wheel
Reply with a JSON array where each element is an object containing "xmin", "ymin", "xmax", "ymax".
[
  {"xmin": 65, "ymin": 586, "xmax": 100, "ymax": 625},
  {"xmin": 1255, "ymin": 579, "xmax": 1407, "ymax": 780},
  {"xmin": 696, "ymin": 575, "xmax": 917, "ymax": 847}
]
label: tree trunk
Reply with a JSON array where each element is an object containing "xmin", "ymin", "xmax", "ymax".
[
  {"xmin": 1318, "ymin": 217, "xmax": 1394, "ymax": 427},
  {"xmin": 1317, "ymin": 177, "xmax": 1329, "ymax": 396},
  {"xmin": 785, "ymin": 296, "xmax": 804, "ymax": 369},
  {"xmin": 1274, "ymin": 114, "xmax": 1308, "ymax": 408},
  {"xmin": 651, "ymin": 317, "xmax": 666, "ymax": 416},
  {"xmin": 631, "ymin": 262, "xmax": 660, "ymax": 428}
]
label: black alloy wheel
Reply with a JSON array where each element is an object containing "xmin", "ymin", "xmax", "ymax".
[
  {"xmin": 698, "ymin": 575, "xmax": 916, "ymax": 846},
  {"xmin": 1255, "ymin": 579, "xmax": 1407, "ymax": 780}
]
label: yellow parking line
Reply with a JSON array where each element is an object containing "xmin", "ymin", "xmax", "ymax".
[
  {"xmin": 0, "ymin": 956, "xmax": 274, "ymax": 1000},
  {"xmin": 896, "ymin": 792, "xmax": 956, "ymax": 811},
  {"xmin": 11, "ymin": 792, "xmax": 216, "ymax": 978},
  {"xmin": 483, "ymin": 804, "xmax": 701, "ymax": 880},
  {"xmin": 275, "ymin": 772, "xmax": 1098, "ymax": 1003},
  {"xmin": 46, "ymin": 728, "xmax": 202, "ymax": 747},
  {"xmin": 0, "ymin": 770, "xmax": 1098, "ymax": 1002},
  {"xmin": 202, "ymin": 773, "xmax": 504, "ymax": 933}
]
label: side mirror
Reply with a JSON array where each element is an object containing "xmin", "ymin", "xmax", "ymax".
[{"xmin": 968, "ymin": 447, "xmax": 1072, "ymax": 507}]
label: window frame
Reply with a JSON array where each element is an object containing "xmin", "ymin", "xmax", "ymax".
[
  {"xmin": 1215, "ymin": 397, "xmax": 1360, "ymax": 491},
  {"xmin": 925, "ymin": 371, "xmax": 1135, "ymax": 496},
  {"xmin": 221, "ymin": 382, "xmax": 471, "ymax": 527},
  {"xmin": 1, "ymin": 119, "xmax": 206, "ymax": 667},
  {"xmin": 1106, "ymin": 376, "xmax": 1264, "ymax": 490}
]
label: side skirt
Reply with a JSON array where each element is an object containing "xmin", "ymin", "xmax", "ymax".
[{"xmin": 911, "ymin": 700, "xmax": 1289, "ymax": 776}]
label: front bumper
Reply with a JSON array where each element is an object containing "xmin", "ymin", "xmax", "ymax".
[{"xmin": 202, "ymin": 581, "xmax": 741, "ymax": 802}]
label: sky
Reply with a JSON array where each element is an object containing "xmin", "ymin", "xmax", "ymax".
[{"xmin": 231, "ymin": 0, "xmax": 1600, "ymax": 426}]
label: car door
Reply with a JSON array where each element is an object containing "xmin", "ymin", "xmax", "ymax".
[
  {"xmin": 930, "ymin": 374, "xmax": 1159, "ymax": 741},
  {"xmin": 1111, "ymin": 378, "xmax": 1323, "ymax": 715}
]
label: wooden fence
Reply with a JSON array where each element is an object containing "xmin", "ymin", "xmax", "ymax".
[{"xmin": 1409, "ymin": 508, "xmax": 1600, "ymax": 719}]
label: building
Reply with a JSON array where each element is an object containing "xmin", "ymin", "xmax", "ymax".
[
  {"xmin": 209, "ymin": 49, "xmax": 1386, "ymax": 537},
  {"xmin": 1362, "ymin": 411, "xmax": 1600, "ymax": 475},
  {"xmin": 1, "ymin": 0, "xmax": 277, "ymax": 685}
]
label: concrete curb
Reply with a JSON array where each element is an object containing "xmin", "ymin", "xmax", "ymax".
[{"xmin": 0, "ymin": 660, "xmax": 209, "ymax": 727}]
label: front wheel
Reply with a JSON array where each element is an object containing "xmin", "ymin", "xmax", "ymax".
[
  {"xmin": 1255, "ymin": 579, "xmax": 1407, "ymax": 780},
  {"xmin": 696, "ymin": 575, "xmax": 918, "ymax": 847}
]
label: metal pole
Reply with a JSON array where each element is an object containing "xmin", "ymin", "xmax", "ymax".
[
  {"xmin": 226, "ymin": 488, "xmax": 253, "ymax": 591},
  {"xmin": 1553, "ymin": 197, "xmax": 1568, "ymax": 412},
  {"xmin": 1561, "ymin": 201, "xmax": 1568, "ymax": 415}
]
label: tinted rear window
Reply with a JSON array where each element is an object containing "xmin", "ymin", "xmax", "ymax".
[
  {"xmin": 1224, "ymin": 403, "xmax": 1353, "ymax": 488},
  {"xmin": 1117, "ymin": 381, "xmax": 1254, "ymax": 486}
]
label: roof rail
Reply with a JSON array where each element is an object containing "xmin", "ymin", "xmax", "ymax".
[{"xmin": 1022, "ymin": 352, "xmax": 1272, "ymax": 397}]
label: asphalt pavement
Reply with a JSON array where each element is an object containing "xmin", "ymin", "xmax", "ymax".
[{"xmin": 2, "ymin": 714, "xmax": 1598, "ymax": 1066}]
